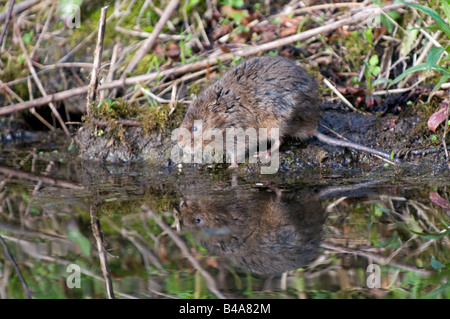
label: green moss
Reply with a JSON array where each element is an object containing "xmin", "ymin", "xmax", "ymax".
[
  {"xmin": 133, "ymin": 54, "xmax": 162, "ymax": 75},
  {"xmin": 336, "ymin": 30, "xmax": 371, "ymax": 73},
  {"xmin": 87, "ymin": 97, "xmax": 186, "ymax": 139},
  {"xmin": 187, "ymin": 82, "xmax": 205, "ymax": 96}
]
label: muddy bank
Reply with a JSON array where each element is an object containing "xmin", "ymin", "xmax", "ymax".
[
  {"xmin": 75, "ymin": 124, "xmax": 172, "ymax": 164},
  {"xmin": 73, "ymin": 102, "xmax": 448, "ymax": 171}
]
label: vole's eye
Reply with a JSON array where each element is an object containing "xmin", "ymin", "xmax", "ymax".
[
  {"xmin": 191, "ymin": 125, "xmax": 198, "ymax": 132},
  {"xmin": 194, "ymin": 218, "xmax": 203, "ymax": 225}
]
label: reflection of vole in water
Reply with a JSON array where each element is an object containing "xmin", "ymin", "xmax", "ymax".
[
  {"xmin": 178, "ymin": 56, "xmax": 394, "ymax": 166},
  {"xmin": 179, "ymin": 185, "xmax": 326, "ymax": 274}
]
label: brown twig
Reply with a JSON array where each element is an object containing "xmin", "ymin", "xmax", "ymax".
[
  {"xmin": 0, "ymin": 166, "xmax": 84, "ymax": 190},
  {"xmin": 123, "ymin": 0, "xmax": 180, "ymax": 75},
  {"xmin": 0, "ymin": 0, "xmax": 15, "ymax": 47},
  {"xmin": 0, "ymin": 0, "xmax": 38, "ymax": 23},
  {"xmin": 86, "ymin": 6, "xmax": 108, "ymax": 116},
  {"xmin": 115, "ymin": 26, "xmax": 185, "ymax": 40},
  {"xmin": 90, "ymin": 118, "xmax": 142, "ymax": 128},
  {"xmin": 100, "ymin": 42, "xmax": 120, "ymax": 101},
  {"xmin": 90, "ymin": 204, "xmax": 115, "ymax": 299},
  {"xmin": 0, "ymin": 235, "xmax": 33, "ymax": 299},
  {"xmin": 276, "ymin": 1, "xmax": 366, "ymax": 16},
  {"xmin": 323, "ymin": 78, "xmax": 360, "ymax": 113}
]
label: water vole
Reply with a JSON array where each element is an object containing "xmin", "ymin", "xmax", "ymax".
[
  {"xmin": 179, "ymin": 56, "xmax": 393, "ymax": 165},
  {"xmin": 179, "ymin": 186, "xmax": 325, "ymax": 274}
]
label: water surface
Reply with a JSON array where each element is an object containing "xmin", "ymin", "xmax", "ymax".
[{"xmin": 0, "ymin": 140, "xmax": 449, "ymax": 299}]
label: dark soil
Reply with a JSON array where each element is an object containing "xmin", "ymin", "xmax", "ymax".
[{"xmin": 72, "ymin": 101, "xmax": 448, "ymax": 171}]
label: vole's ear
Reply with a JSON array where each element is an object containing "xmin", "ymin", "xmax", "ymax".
[
  {"xmin": 180, "ymin": 199, "xmax": 191, "ymax": 209},
  {"xmin": 215, "ymin": 87, "xmax": 223, "ymax": 99},
  {"xmin": 214, "ymin": 87, "xmax": 230, "ymax": 100}
]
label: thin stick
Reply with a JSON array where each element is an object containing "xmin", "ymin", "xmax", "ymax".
[
  {"xmin": 277, "ymin": 2, "xmax": 366, "ymax": 16},
  {"xmin": 100, "ymin": 42, "xmax": 120, "ymax": 101},
  {"xmin": 146, "ymin": 207, "xmax": 225, "ymax": 299},
  {"xmin": 30, "ymin": 0, "xmax": 56, "ymax": 58},
  {"xmin": 35, "ymin": 62, "xmax": 94, "ymax": 69},
  {"xmin": 0, "ymin": 0, "xmax": 15, "ymax": 47},
  {"xmin": 140, "ymin": 86, "xmax": 171, "ymax": 103},
  {"xmin": 0, "ymin": 0, "xmax": 38, "ymax": 23},
  {"xmin": 0, "ymin": 235, "xmax": 32, "ymax": 299},
  {"xmin": 90, "ymin": 204, "xmax": 115, "ymax": 299},
  {"xmin": 123, "ymin": 0, "xmax": 180, "ymax": 75},
  {"xmin": 115, "ymin": 26, "xmax": 185, "ymax": 40},
  {"xmin": 323, "ymin": 78, "xmax": 361, "ymax": 113},
  {"xmin": 2, "ymin": 3, "xmax": 404, "ymax": 116},
  {"xmin": 91, "ymin": 118, "xmax": 142, "ymax": 128},
  {"xmin": 194, "ymin": 10, "xmax": 211, "ymax": 46},
  {"xmin": 86, "ymin": 6, "xmax": 108, "ymax": 116},
  {"xmin": 0, "ymin": 166, "xmax": 84, "ymax": 189},
  {"xmin": 14, "ymin": 24, "xmax": 70, "ymax": 136}
]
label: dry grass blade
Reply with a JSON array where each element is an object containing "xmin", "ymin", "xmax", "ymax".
[
  {"xmin": 0, "ymin": 0, "xmax": 38, "ymax": 23},
  {"xmin": 0, "ymin": 234, "xmax": 32, "ymax": 299},
  {"xmin": 90, "ymin": 204, "xmax": 115, "ymax": 299},
  {"xmin": 86, "ymin": 6, "xmax": 108, "ymax": 116},
  {"xmin": 0, "ymin": 0, "xmax": 15, "ymax": 47},
  {"xmin": 323, "ymin": 78, "xmax": 361, "ymax": 113},
  {"xmin": 123, "ymin": 0, "xmax": 180, "ymax": 75}
]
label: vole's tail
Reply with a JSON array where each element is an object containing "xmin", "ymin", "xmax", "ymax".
[{"xmin": 316, "ymin": 132, "xmax": 398, "ymax": 163}]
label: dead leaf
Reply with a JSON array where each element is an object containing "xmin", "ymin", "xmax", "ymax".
[
  {"xmin": 339, "ymin": 27, "xmax": 352, "ymax": 36},
  {"xmin": 206, "ymin": 257, "xmax": 218, "ymax": 268},
  {"xmin": 427, "ymin": 102, "xmax": 449, "ymax": 132},
  {"xmin": 429, "ymin": 191, "xmax": 450, "ymax": 212},
  {"xmin": 153, "ymin": 43, "xmax": 164, "ymax": 56},
  {"xmin": 218, "ymin": 44, "xmax": 231, "ymax": 53},
  {"xmin": 166, "ymin": 42, "xmax": 180, "ymax": 60},
  {"xmin": 220, "ymin": 5, "xmax": 237, "ymax": 17},
  {"xmin": 280, "ymin": 25, "xmax": 298, "ymax": 37}
]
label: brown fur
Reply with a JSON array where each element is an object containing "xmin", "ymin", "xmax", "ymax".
[
  {"xmin": 178, "ymin": 56, "xmax": 320, "ymax": 149},
  {"xmin": 179, "ymin": 187, "xmax": 325, "ymax": 274},
  {"xmin": 178, "ymin": 55, "xmax": 396, "ymax": 162}
]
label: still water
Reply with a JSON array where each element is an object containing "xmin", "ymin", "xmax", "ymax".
[{"xmin": 0, "ymin": 140, "xmax": 449, "ymax": 299}]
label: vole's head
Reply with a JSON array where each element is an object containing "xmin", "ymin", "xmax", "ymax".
[
  {"xmin": 177, "ymin": 84, "xmax": 227, "ymax": 149},
  {"xmin": 179, "ymin": 198, "xmax": 227, "ymax": 229}
]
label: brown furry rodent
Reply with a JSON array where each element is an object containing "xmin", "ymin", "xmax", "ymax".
[
  {"xmin": 179, "ymin": 186, "xmax": 325, "ymax": 274},
  {"xmin": 178, "ymin": 55, "xmax": 394, "ymax": 165}
]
